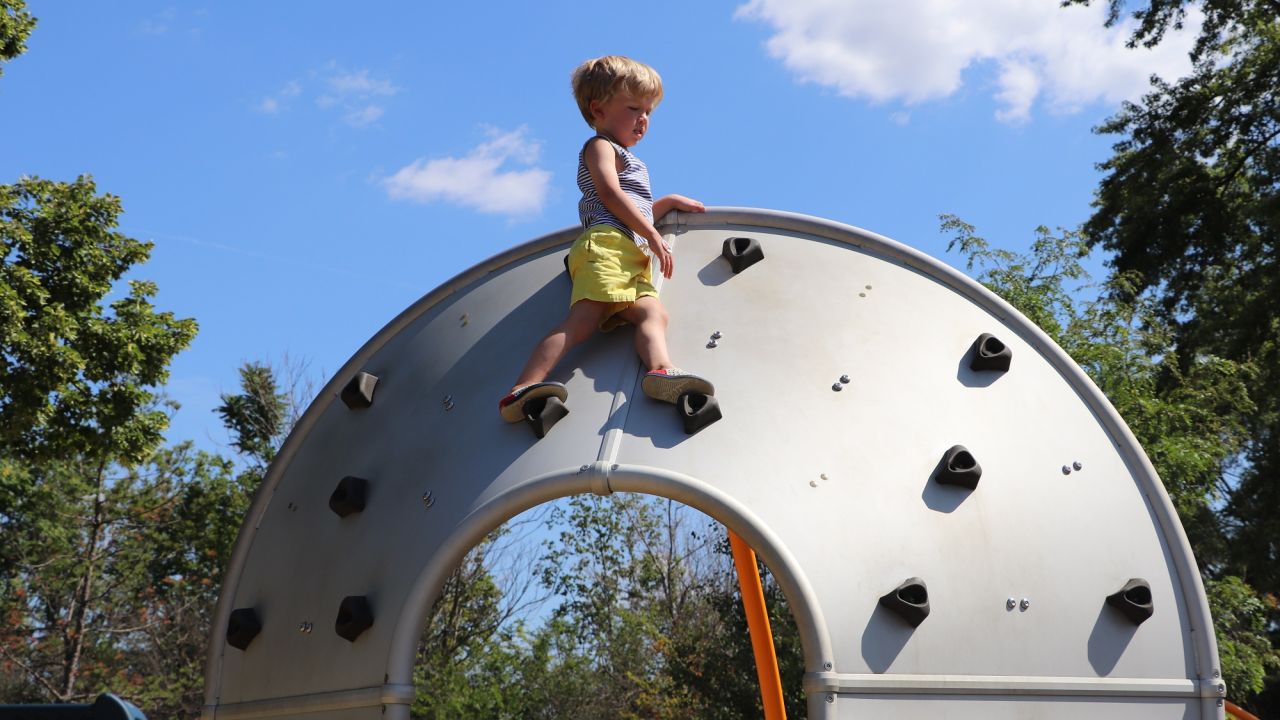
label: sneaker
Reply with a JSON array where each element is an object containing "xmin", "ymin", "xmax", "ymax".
[
  {"xmin": 641, "ymin": 368, "xmax": 715, "ymax": 404},
  {"xmin": 498, "ymin": 382, "xmax": 568, "ymax": 423}
]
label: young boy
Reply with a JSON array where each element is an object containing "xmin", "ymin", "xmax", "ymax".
[{"xmin": 499, "ymin": 55, "xmax": 714, "ymax": 422}]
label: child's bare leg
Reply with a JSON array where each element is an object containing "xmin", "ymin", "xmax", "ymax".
[
  {"xmin": 617, "ymin": 295, "xmax": 673, "ymax": 372},
  {"xmin": 511, "ymin": 300, "xmax": 609, "ymax": 391}
]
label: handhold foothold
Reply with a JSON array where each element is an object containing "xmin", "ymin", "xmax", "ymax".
[
  {"xmin": 678, "ymin": 392, "xmax": 722, "ymax": 434},
  {"xmin": 1106, "ymin": 578, "xmax": 1154, "ymax": 625},
  {"xmin": 226, "ymin": 608, "xmax": 262, "ymax": 651},
  {"xmin": 329, "ymin": 476, "xmax": 369, "ymax": 518},
  {"xmin": 334, "ymin": 595, "xmax": 374, "ymax": 642},
  {"xmin": 969, "ymin": 333, "xmax": 1012, "ymax": 372},
  {"xmin": 722, "ymin": 236, "xmax": 764, "ymax": 274},
  {"xmin": 935, "ymin": 445, "xmax": 982, "ymax": 489},
  {"xmin": 523, "ymin": 396, "xmax": 569, "ymax": 439},
  {"xmin": 879, "ymin": 577, "xmax": 930, "ymax": 628},
  {"xmin": 340, "ymin": 372, "xmax": 379, "ymax": 409}
]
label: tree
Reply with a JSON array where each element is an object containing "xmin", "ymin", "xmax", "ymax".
[
  {"xmin": 945, "ymin": 215, "xmax": 1280, "ymax": 706},
  {"xmin": 1061, "ymin": 0, "xmax": 1280, "ymax": 710},
  {"xmin": 0, "ymin": 0, "xmax": 35, "ymax": 79}
]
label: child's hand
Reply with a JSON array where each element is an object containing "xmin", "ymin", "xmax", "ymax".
[
  {"xmin": 665, "ymin": 194, "xmax": 705, "ymax": 213},
  {"xmin": 648, "ymin": 235, "xmax": 674, "ymax": 278}
]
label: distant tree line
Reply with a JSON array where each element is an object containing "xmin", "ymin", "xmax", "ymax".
[{"xmin": 2, "ymin": 0, "xmax": 1279, "ymax": 716}]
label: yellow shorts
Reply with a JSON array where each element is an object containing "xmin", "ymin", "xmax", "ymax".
[{"xmin": 567, "ymin": 225, "xmax": 657, "ymax": 330}]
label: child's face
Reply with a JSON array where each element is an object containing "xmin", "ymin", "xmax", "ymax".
[{"xmin": 590, "ymin": 92, "xmax": 657, "ymax": 148}]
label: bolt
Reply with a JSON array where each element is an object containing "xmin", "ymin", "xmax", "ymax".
[
  {"xmin": 1213, "ymin": 669, "xmax": 1221, "ymax": 678},
  {"xmin": 826, "ymin": 693, "xmax": 835, "ymax": 704},
  {"xmin": 1020, "ymin": 598, "xmax": 1030, "ymax": 611},
  {"xmin": 820, "ymin": 473, "xmax": 828, "ymax": 481},
  {"xmin": 1062, "ymin": 465, "xmax": 1072, "ymax": 475},
  {"xmin": 711, "ymin": 331, "xmax": 722, "ymax": 340},
  {"xmin": 824, "ymin": 662, "xmax": 833, "ymax": 671},
  {"xmin": 859, "ymin": 292, "xmax": 866, "ymax": 297},
  {"xmin": 1007, "ymin": 597, "xmax": 1016, "ymax": 610},
  {"xmin": 839, "ymin": 374, "xmax": 851, "ymax": 384},
  {"xmin": 443, "ymin": 395, "xmax": 454, "ymax": 412},
  {"xmin": 459, "ymin": 314, "xmax": 469, "ymax": 327},
  {"xmin": 832, "ymin": 382, "xmax": 843, "ymax": 391},
  {"xmin": 580, "ymin": 464, "xmax": 589, "ymax": 473},
  {"xmin": 707, "ymin": 340, "xmax": 718, "ymax": 348},
  {"xmin": 1218, "ymin": 684, "xmax": 1226, "ymax": 695},
  {"xmin": 298, "ymin": 621, "xmax": 313, "ymax": 634},
  {"xmin": 809, "ymin": 480, "xmax": 818, "ymax": 487},
  {"xmin": 1073, "ymin": 461, "xmax": 1083, "ymax": 471},
  {"xmin": 422, "ymin": 491, "xmax": 435, "ymax": 508}
]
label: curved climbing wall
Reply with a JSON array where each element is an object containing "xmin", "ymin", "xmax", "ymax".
[{"xmin": 202, "ymin": 208, "xmax": 1225, "ymax": 720}]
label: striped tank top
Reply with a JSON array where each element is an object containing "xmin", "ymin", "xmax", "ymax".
[{"xmin": 577, "ymin": 135, "xmax": 653, "ymax": 252}]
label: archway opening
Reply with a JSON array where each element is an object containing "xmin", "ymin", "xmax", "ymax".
[{"xmin": 409, "ymin": 492, "xmax": 807, "ymax": 719}]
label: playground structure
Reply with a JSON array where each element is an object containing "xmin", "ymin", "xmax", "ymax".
[{"xmin": 201, "ymin": 207, "xmax": 1227, "ymax": 719}]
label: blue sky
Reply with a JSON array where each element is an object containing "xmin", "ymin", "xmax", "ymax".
[{"xmin": 1, "ymin": 1, "xmax": 1199, "ymax": 453}]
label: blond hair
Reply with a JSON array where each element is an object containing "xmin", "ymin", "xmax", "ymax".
[{"xmin": 571, "ymin": 55, "xmax": 663, "ymax": 128}]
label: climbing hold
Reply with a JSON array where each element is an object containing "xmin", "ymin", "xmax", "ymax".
[
  {"xmin": 935, "ymin": 445, "xmax": 982, "ymax": 489},
  {"xmin": 340, "ymin": 372, "xmax": 378, "ymax": 409},
  {"xmin": 334, "ymin": 595, "xmax": 374, "ymax": 642},
  {"xmin": 679, "ymin": 392, "xmax": 722, "ymax": 434},
  {"xmin": 226, "ymin": 608, "xmax": 262, "ymax": 651},
  {"xmin": 523, "ymin": 396, "xmax": 569, "ymax": 439},
  {"xmin": 722, "ymin": 236, "xmax": 765, "ymax": 274},
  {"xmin": 563, "ymin": 254, "xmax": 570, "ymax": 276},
  {"xmin": 1106, "ymin": 578, "xmax": 1154, "ymax": 625},
  {"xmin": 328, "ymin": 476, "xmax": 369, "ymax": 518},
  {"xmin": 969, "ymin": 333, "xmax": 1012, "ymax": 372},
  {"xmin": 880, "ymin": 577, "xmax": 930, "ymax": 628}
]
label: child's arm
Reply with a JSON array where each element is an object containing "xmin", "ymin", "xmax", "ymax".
[
  {"xmin": 583, "ymin": 138, "xmax": 676, "ymax": 278},
  {"xmin": 653, "ymin": 194, "xmax": 705, "ymax": 220}
]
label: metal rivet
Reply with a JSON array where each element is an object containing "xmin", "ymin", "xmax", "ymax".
[
  {"xmin": 459, "ymin": 314, "xmax": 469, "ymax": 327},
  {"xmin": 711, "ymin": 331, "xmax": 722, "ymax": 340},
  {"xmin": 824, "ymin": 662, "xmax": 833, "ymax": 671},
  {"xmin": 1073, "ymin": 461, "xmax": 1083, "ymax": 471},
  {"xmin": 1020, "ymin": 598, "xmax": 1030, "ymax": 611},
  {"xmin": 820, "ymin": 473, "xmax": 828, "ymax": 481},
  {"xmin": 859, "ymin": 292, "xmax": 866, "ymax": 297},
  {"xmin": 580, "ymin": 464, "xmax": 589, "ymax": 473},
  {"xmin": 1062, "ymin": 465, "xmax": 1072, "ymax": 475},
  {"xmin": 1213, "ymin": 669, "xmax": 1221, "ymax": 678},
  {"xmin": 707, "ymin": 340, "xmax": 718, "ymax": 348},
  {"xmin": 832, "ymin": 383, "xmax": 843, "ymax": 391},
  {"xmin": 865, "ymin": 285, "xmax": 872, "ymax": 290},
  {"xmin": 422, "ymin": 491, "xmax": 435, "ymax": 508},
  {"xmin": 839, "ymin": 374, "xmax": 850, "ymax": 384},
  {"xmin": 443, "ymin": 395, "xmax": 454, "ymax": 411},
  {"xmin": 1218, "ymin": 684, "xmax": 1225, "ymax": 695},
  {"xmin": 298, "ymin": 621, "xmax": 313, "ymax": 634},
  {"xmin": 1007, "ymin": 597, "xmax": 1016, "ymax": 610},
  {"xmin": 809, "ymin": 480, "xmax": 818, "ymax": 487},
  {"xmin": 826, "ymin": 694, "xmax": 835, "ymax": 704}
]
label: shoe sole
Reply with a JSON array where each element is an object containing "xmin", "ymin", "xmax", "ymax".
[
  {"xmin": 500, "ymin": 383, "xmax": 568, "ymax": 423},
  {"xmin": 641, "ymin": 374, "xmax": 715, "ymax": 404}
]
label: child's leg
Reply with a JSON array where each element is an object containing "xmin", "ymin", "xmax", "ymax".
[
  {"xmin": 510, "ymin": 299, "xmax": 610, "ymax": 391},
  {"xmin": 616, "ymin": 295, "xmax": 673, "ymax": 372}
]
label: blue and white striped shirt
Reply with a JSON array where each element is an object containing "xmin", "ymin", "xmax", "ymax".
[{"xmin": 577, "ymin": 135, "xmax": 653, "ymax": 252}]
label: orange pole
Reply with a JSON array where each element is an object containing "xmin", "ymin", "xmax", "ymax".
[
  {"xmin": 1225, "ymin": 700, "xmax": 1261, "ymax": 720},
  {"xmin": 728, "ymin": 529, "xmax": 787, "ymax": 720}
]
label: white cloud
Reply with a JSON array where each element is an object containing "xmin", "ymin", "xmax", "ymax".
[
  {"xmin": 735, "ymin": 0, "xmax": 1199, "ymax": 122},
  {"xmin": 258, "ymin": 80, "xmax": 301, "ymax": 115},
  {"xmin": 314, "ymin": 67, "xmax": 398, "ymax": 127},
  {"xmin": 344, "ymin": 105, "xmax": 385, "ymax": 127},
  {"xmin": 383, "ymin": 127, "xmax": 552, "ymax": 217}
]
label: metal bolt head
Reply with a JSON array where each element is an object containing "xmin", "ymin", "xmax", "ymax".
[
  {"xmin": 832, "ymin": 382, "xmax": 843, "ymax": 391},
  {"xmin": 422, "ymin": 491, "xmax": 435, "ymax": 509},
  {"xmin": 824, "ymin": 662, "xmax": 833, "ymax": 671},
  {"xmin": 1073, "ymin": 460, "xmax": 1083, "ymax": 471},
  {"xmin": 1213, "ymin": 669, "xmax": 1221, "ymax": 678},
  {"xmin": 1020, "ymin": 598, "xmax": 1030, "ymax": 611},
  {"xmin": 298, "ymin": 621, "xmax": 313, "ymax": 634},
  {"xmin": 706, "ymin": 340, "xmax": 718, "ymax": 348},
  {"xmin": 1007, "ymin": 597, "xmax": 1016, "ymax": 610},
  {"xmin": 711, "ymin": 331, "xmax": 722, "ymax": 340},
  {"xmin": 580, "ymin": 464, "xmax": 589, "ymax": 473},
  {"xmin": 809, "ymin": 480, "xmax": 818, "ymax": 487},
  {"xmin": 839, "ymin": 374, "xmax": 851, "ymax": 384},
  {"xmin": 1062, "ymin": 465, "xmax": 1072, "ymax": 475},
  {"xmin": 820, "ymin": 473, "xmax": 828, "ymax": 481},
  {"xmin": 826, "ymin": 693, "xmax": 835, "ymax": 704}
]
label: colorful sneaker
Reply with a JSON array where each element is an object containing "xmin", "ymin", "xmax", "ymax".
[
  {"xmin": 498, "ymin": 382, "xmax": 568, "ymax": 423},
  {"xmin": 641, "ymin": 368, "xmax": 715, "ymax": 404}
]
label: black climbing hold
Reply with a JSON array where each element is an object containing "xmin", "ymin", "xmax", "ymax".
[
  {"xmin": 679, "ymin": 392, "xmax": 722, "ymax": 434},
  {"xmin": 722, "ymin": 236, "xmax": 764, "ymax": 274},
  {"xmin": 226, "ymin": 607, "xmax": 262, "ymax": 651},
  {"xmin": 879, "ymin": 577, "xmax": 930, "ymax": 628},
  {"xmin": 969, "ymin": 333, "xmax": 1012, "ymax": 372},
  {"xmin": 524, "ymin": 396, "xmax": 569, "ymax": 439},
  {"xmin": 1106, "ymin": 578, "xmax": 1154, "ymax": 625},
  {"xmin": 340, "ymin": 372, "xmax": 379, "ymax": 409},
  {"xmin": 935, "ymin": 445, "xmax": 982, "ymax": 489},
  {"xmin": 328, "ymin": 476, "xmax": 369, "ymax": 518},
  {"xmin": 335, "ymin": 595, "xmax": 374, "ymax": 642},
  {"xmin": 563, "ymin": 254, "xmax": 570, "ymax": 276}
]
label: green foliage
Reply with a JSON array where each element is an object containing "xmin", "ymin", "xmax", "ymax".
[
  {"xmin": 0, "ymin": 0, "xmax": 35, "ymax": 77},
  {"xmin": 1, "ymin": 175, "xmax": 198, "ymax": 464},
  {"xmin": 1206, "ymin": 576, "xmax": 1280, "ymax": 698},
  {"xmin": 216, "ymin": 361, "xmax": 288, "ymax": 468}
]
